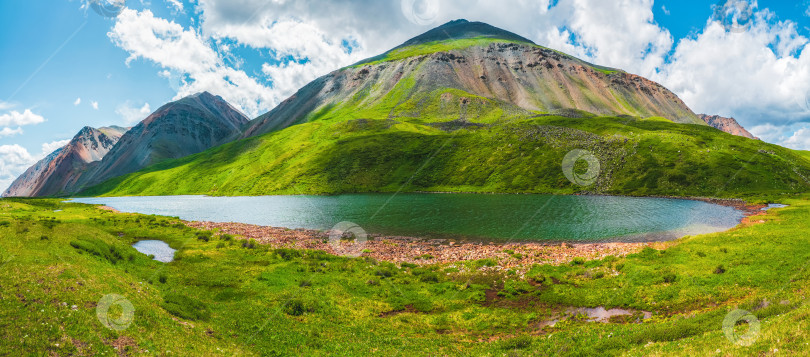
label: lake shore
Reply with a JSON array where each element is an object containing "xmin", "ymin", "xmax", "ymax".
[
  {"xmin": 186, "ymin": 220, "xmax": 658, "ymax": 271},
  {"xmin": 184, "ymin": 197, "xmax": 765, "ymax": 272},
  {"xmin": 97, "ymin": 196, "xmax": 767, "ymax": 272}
]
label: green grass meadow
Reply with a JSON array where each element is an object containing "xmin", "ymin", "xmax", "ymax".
[
  {"xmin": 2, "ymin": 197, "xmax": 810, "ymax": 355},
  {"xmin": 82, "ymin": 113, "xmax": 810, "ymax": 200}
]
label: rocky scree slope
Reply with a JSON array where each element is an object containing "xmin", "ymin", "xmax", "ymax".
[
  {"xmin": 74, "ymin": 91, "xmax": 249, "ymax": 192},
  {"xmin": 3, "ymin": 126, "xmax": 127, "ymax": 197},
  {"xmin": 243, "ymin": 20, "xmax": 703, "ymax": 138}
]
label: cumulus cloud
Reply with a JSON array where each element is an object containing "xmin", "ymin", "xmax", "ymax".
[
  {"xmin": 0, "ymin": 109, "xmax": 45, "ymax": 127},
  {"xmin": 0, "ymin": 101, "xmax": 13, "ymax": 111},
  {"xmin": 108, "ymin": 9, "xmax": 275, "ymax": 117},
  {"xmin": 0, "ymin": 109, "xmax": 44, "ymax": 138},
  {"xmin": 0, "ymin": 127, "xmax": 23, "ymax": 137},
  {"xmin": 91, "ymin": 101, "xmax": 99, "ymax": 110},
  {"xmin": 166, "ymin": 0, "xmax": 183, "ymax": 11},
  {"xmin": 0, "ymin": 139, "xmax": 72, "ymax": 192},
  {"xmin": 41, "ymin": 139, "xmax": 70, "ymax": 155},
  {"xmin": 116, "ymin": 101, "xmax": 152, "ymax": 123},
  {"xmin": 655, "ymin": 10, "xmax": 810, "ymax": 124},
  {"xmin": 783, "ymin": 128, "xmax": 810, "ymax": 150},
  {"xmin": 74, "ymin": 97, "xmax": 82, "ymax": 106},
  {"xmin": 0, "ymin": 144, "xmax": 35, "ymax": 192}
]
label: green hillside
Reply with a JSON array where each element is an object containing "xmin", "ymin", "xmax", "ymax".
[
  {"xmin": 83, "ymin": 107, "xmax": 810, "ymax": 199},
  {"xmin": 4, "ymin": 195, "xmax": 810, "ymax": 355},
  {"xmin": 79, "ymin": 21, "xmax": 808, "ymax": 199}
]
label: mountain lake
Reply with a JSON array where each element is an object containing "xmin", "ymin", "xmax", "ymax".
[{"xmin": 71, "ymin": 194, "xmax": 745, "ymax": 243}]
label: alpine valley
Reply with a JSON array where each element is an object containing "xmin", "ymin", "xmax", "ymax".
[
  {"xmin": 7, "ymin": 20, "xmax": 809, "ymax": 199},
  {"xmin": 7, "ymin": 19, "xmax": 810, "ymax": 357}
]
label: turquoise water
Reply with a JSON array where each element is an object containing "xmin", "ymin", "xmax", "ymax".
[{"xmin": 72, "ymin": 194, "xmax": 745, "ymax": 243}]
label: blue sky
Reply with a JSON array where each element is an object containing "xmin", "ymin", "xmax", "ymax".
[{"xmin": 3, "ymin": 0, "xmax": 810, "ymax": 190}]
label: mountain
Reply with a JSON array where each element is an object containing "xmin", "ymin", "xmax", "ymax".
[
  {"xmin": 699, "ymin": 114, "xmax": 758, "ymax": 139},
  {"xmin": 6, "ymin": 92, "xmax": 249, "ymax": 197},
  {"xmin": 82, "ymin": 20, "xmax": 810, "ymax": 198},
  {"xmin": 74, "ymin": 92, "xmax": 249, "ymax": 191},
  {"xmin": 2, "ymin": 126, "xmax": 128, "ymax": 197},
  {"xmin": 243, "ymin": 19, "xmax": 703, "ymax": 138}
]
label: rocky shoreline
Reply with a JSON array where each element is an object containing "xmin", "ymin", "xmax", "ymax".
[
  {"xmin": 102, "ymin": 197, "xmax": 768, "ymax": 272},
  {"xmin": 185, "ymin": 199, "xmax": 767, "ymax": 271},
  {"xmin": 185, "ymin": 220, "xmax": 657, "ymax": 271}
]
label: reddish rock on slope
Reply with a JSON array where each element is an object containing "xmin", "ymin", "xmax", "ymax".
[
  {"xmin": 3, "ymin": 126, "xmax": 128, "ymax": 197},
  {"xmin": 699, "ymin": 114, "xmax": 758, "ymax": 139}
]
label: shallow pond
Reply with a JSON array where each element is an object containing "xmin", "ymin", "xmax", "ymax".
[{"xmin": 132, "ymin": 240, "xmax": 176, "ymax": 263}]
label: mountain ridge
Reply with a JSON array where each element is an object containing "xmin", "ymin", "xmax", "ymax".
[
  {"xmin": 699, "ymin": 114, "xmax": 758, "ymax": 140},
  {"xmin": 3, "ymin": 125, "xmax": 128, "ymax": 197},
  {"xmin": 242, "ymin": 20, "xmax": 702, "ymax": 139},
  {"xmin": 79, "ymin": 21, "xmax": 810, "ymax": 199},
  {"xmin": 4, "ymin": 92, "xmax": 249, "ymax": 197},
  {"xmin": 74, "ymin": 91, "xmax": 250, "ymax": 191}
]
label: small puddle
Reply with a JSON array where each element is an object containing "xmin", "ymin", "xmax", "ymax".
[
  {"xmin": 132, "ymin": 240, "xmax": 176, "ymax": 263},
  {"xmin": 538, "ymin": 306, "xmax": 652, "ymax": 328},
  {"xmin": 762, "ymin": 204, "xmax": 789, "ymax": 211}
]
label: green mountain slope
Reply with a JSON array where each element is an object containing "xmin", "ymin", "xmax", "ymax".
[
  {"xmin": 84, "ymin": 112, "xmax": 810, "ymax": 198},
  {"xmin": 81, "ymin": 20, "xmax": 810, "ymax": 198}
]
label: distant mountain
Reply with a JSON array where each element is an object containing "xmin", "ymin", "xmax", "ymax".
[
  {"xmin": 5, "ymin": 92, "xmax": 249, "ymax": 197},
  {"xmin": 2, "ymin": 126, "xmax": 127, "ymax": 197},
  {"xmin": 699, "ymin": 114, "xmax": 758, "ymax": 139},
  {"xmin": 83, "ymin": 20, "xmax": 810, "ymax": 198},
  {"xmin": 243, "ymin": 19, "xmax": 702, "ymax": 138},
  {"xmin": 75, "ymin": 92, "xmax": 249, "ymax": 191}
]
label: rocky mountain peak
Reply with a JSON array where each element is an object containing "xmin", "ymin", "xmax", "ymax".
[
  {"xmin": 699, "ymin": 114, "xmax": 758, "ymax": 140},
  {"xmin": 394, "ymin": 19, "xmax": 535, "ymax": 49}
]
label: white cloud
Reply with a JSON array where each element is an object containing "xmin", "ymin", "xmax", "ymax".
[
  {"xmin": 109, "ymin": 9, "xmax": 275, "ymax": 117},
  {"xmin": 0, "ymin": 109, "xmax": 45, "ymax": 127},
  {"xmin": 654, "ymin": 10, "xmax": 810, "ymax": 129},
  {"xmin": 0, "ymin": 139, "xmax": 71, "ymax": 192},
  {"xmin": 0, "ymin": 144, "xmax": 36, "ymax": 192},
  {"xmin": 91, "ymin": 101, "xmax": 99, "ymax": 110},
  {"xmin": 0, "ymin": 101, "xmax": 13, "ymax": 111},
  {"xmin": 783, "ymin": 128, "xmax": 810, "ymax": 150},
  {"xmin": 0, "ymin": 109, "xmax": 43, "ymax": 138},
  {"xmin": 74, "ymin": 97, "xmax": 82, "ymax": 106},
  {"xmin": 0, "ymin": 127, "xmax": 23, "ymax": 137},
  {"xmin": 751, "ymin": 123, "xmax": 810, "ymax": 150},
  {"xmin": 662, "ymin": 5, "xmax": 670, "ymax": 16},
  {"xmin": 221, "ymin": 19, "xmax": 362, "ymax": 99},
  {"xmin": 167, "ymin": 0, "xmax": 183, "ymax": 11},
  {"xmin": 110, "ymin": 9, "xmax": 219, "ymax": 74},
  {"xmin": 42, "ymin": 140, "xmax": 70, "ymax": 155},
  {"xmin": 116, "ymin": 102, "xmax": 152, "ymax": 123}
]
